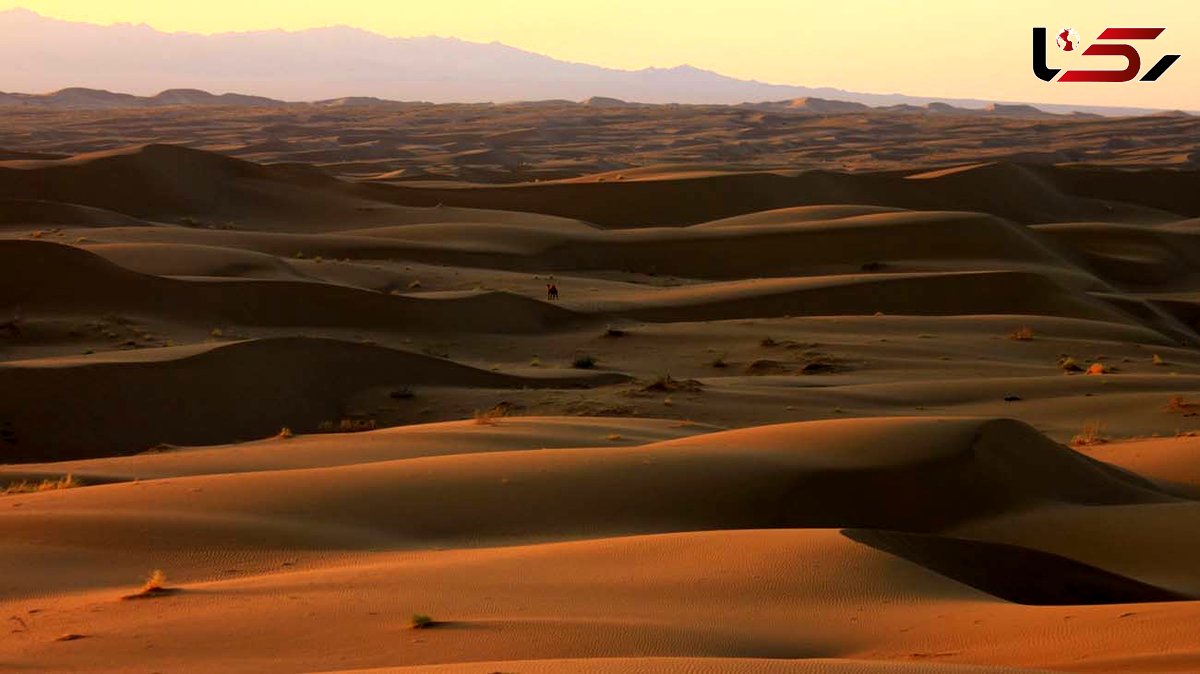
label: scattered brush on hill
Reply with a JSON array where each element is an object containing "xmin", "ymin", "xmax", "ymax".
[{"xmin": 3, "ymin": 474, "xmax": 82, "ymax": 495}]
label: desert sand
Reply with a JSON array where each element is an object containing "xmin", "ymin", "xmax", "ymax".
[{"xmin": 2, "ymin": 102, "xmax": 1200, "ymax": 673}]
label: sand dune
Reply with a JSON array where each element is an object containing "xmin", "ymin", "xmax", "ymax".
[
  {"xmin": 3, "ymin": 110, "xmax": 1200, "ymax": 673},
  {"xmin": 0, "ymin": 239, "xmax": 582, "ymax": 333},
  {"xmin": 0, "ymin": 417, "xmax": 1170, "ymax": 540},
  {"xmin": 0, "ymin": 339, "xmax": 626, "ymax": 460}
]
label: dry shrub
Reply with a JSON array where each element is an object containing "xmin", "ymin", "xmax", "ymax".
[
  {"xmin": 641, "ymin": 374, "xmax": 702, "ymax": 393},
  {"xmin": 318, "ymin": 418, "xmax": 377, "ymax": 433},
  {"xmin": 744, "ymin": 359, "xmax": 791, "ymax": 375},
  {"xmin": 1070, "ymin": 422, "xmax": 1108, "ymax": 447},
  {"xmin": 474, "ymin": 402, "xmax": 519, "ymax": 425},
  {"xmin": 1086, "ymin": 362, "xmax": 1110, "ymax": 376},
  {"xmin": 1166, "ymin": 395, "xmax": 1198, "ymax": 412},
  {"xmin": 1059, "ymin": 356, "xmax": 1084, "ymax": 373},
  {"xmin": 122, "ymin": 569, "xmax": 177, "ymax": 601},
  {"xmin": 1010, "ymin": 327, "xmax": 1035, "ymax": 341}
]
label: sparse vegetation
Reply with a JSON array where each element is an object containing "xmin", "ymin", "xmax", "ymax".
[
  {"xmin": 709, "ymin": 353, "xmax": 729, "ymax": 369},
  {"xmin": 1153, "ymin": 353, "xmax": 1166, "ymax": 366},
  {"xmin": 410, "ymin": 613, "xmax": 435, "ymax": 629},
  {"xmin": 641, "ymin": 373, "xmax": 702, "ymax": 393},
  {"xmin": 317, "ymin": 418, "xmax": 377, "ymax": 433},
  {"xmin": 1166, "ymin": 395, "xmax": 1198, "ymax": 413},
  {"xmin": 3, "ymin": 474, "xmax": 82, "ymax": 495},
  {"xmin": 1071, "ymin": 422, "xmax": 1109, "ymax": 447},
  {"xmin": 1086, "ymin": 362, "xmax": 1110, "ymax": 376},
  {"xmin": 760, "ymin": 337, "xmax": 778, "ymax": 347},
  {"xmin": 745, "ymin": 359, "xmax": 790, "ymax": 375},
  {"xmin": 474, "ymin": 403, "xmax": 515, "ymax": 425},
  {"xmin": 276, "ymin": 427, "xmax": 294, "ymax": 439},
  {"xmin": 1010, "ymin": 326, "xmax": 1035, "ymax": 341},
  {"xmin": 572, "ymin": 353, "xmax": 597, "ymax": 369},
  {"xmin": 604, "ymin": 326, "xmax": 628, "ymax": 338}
]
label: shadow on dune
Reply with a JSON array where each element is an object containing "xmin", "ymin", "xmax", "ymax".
[{"xmin": 843, "ymin": 528, "xmax": 1189, "ymax": 605}]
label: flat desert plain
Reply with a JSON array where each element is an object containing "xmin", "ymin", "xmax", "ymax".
[{"xmin": 2, "ymin": 101, "xmax": 1200, "ymax": 673}]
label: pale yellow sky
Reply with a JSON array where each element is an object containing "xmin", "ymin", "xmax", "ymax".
[{"xmin": 3, "ymin": 0, "xmax": 1196, "ymax": 109}]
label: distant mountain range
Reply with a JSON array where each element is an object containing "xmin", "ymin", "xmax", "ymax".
[{"xmin": 0, "ymin": 8, "xmax": 1190, "ymax": 116}]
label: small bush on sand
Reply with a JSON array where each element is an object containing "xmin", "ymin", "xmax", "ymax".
[
  {"xmin": 604, "ymin": 326, "xmax": 628, "ymax": 338},
  {"xmin": 1070, "ymin": 422, "xmax": 1108, "ymax": 447},
  {"xmin": 572, "ymin": 353, "xmax": 597, "ymax": 369},
  {"xmin": 474, "ymin": 406, "xmax": 507, "ymax": 425},
  {"xmin": 709, "ymin": 353, "xmax": 729, "ymax": 369},
  {"xmin": 1152, "ymin": 354, "xmax": 1166, "ymax": 366},
  {"xmin": 3, "ymin": 474, "xmax": 82, "ymax": 495},
  {"xmin": 1166, "ymin": 395, "xmax": 1198, "ymax": 412},
  {"xmin": 1010, "ymin": 327, "xmax": 1035, "ymax": 341},
  {"xmin": 122, "ymin": 569, "xmax": 177, "ymax": 600},
  {"xmin": 1059, "ymin": 356, "xmax": 1084, "ymax": 373},
  {"xmin": 411, "ymin": 613, "xmax": 435, "ymax": 629},
  {"xmin": 276, "ymin": 427, "xmax": 294, "ymax": 439},
  {"xmin": 1086, "ymin": 362, "xmax": 1110, "ymax": 376},
  {"xmin": 641, "ymin": 374, "xmax": 703, "ymax": 393}
]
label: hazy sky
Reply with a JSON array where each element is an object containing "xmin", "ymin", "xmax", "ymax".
[{"xmin": 3, "ymin": 0, "xmax": 1196, "ymax": 109}]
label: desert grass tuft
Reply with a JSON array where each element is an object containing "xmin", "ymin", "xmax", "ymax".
[{"xmin": 410, "ymin": 613, "xmax": 436, "ymax": 629}]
